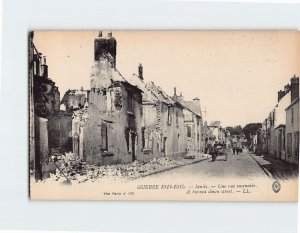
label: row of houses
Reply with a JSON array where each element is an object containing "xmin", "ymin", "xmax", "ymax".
[
  {"xmin": 29, "ymin": 31, "xmax": 61, "ymax": 179},
  {"xmin": 254, "ymin": 76, "xmax": 299, "ymax": 164},
  {"xmin": 29, "ymin": 32, "xmax": 207, "ymax": 179}
]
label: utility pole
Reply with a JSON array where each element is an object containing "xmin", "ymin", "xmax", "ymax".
[{"xmin": 203, "ymin": 106, "xmax": 207, "ymax": 118}]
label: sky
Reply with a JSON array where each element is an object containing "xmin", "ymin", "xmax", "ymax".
[{"xmin": 33, "ymin": 30, "xmax": 300, "ymax": 127}]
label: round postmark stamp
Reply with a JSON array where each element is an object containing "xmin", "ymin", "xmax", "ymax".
[{"xmin": 272, "ymin": 181, "xmax": 281, "ymax": 193}]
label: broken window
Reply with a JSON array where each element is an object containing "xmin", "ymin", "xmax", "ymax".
[
  {"xmin": 125, "ymin": 128, "xmax": 135, "ymax": 152},
  {"xmin": 187, "ymin": 125, "xmax": 192, "ymax": 138},
  {"xmin": 114, "ymin": 87, "xmax": 122, "ymax": 110},
  {"xmin": 127, "ymin": 91, "xmax": 133, "ymax": 113},
  {"xmin": 107, "ymin": 90, "xmax": 114, "ymax": 111},
  {"xmin": 101, "ymin": 123, "xmax": 108, "ymax": 150},
  {"xmin": 141, "ymin": 127, "xmax": 145, "ymax": 149},
  {"xmin": 167, "ymin": 106, "xmax": 172, "ymax": 124}
]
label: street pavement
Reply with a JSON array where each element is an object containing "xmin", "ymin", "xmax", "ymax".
[{"xmin": 140, "ymin": 149, "xmax": 269, "ymax": 180}]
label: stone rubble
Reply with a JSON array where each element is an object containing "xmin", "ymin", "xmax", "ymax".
[{"xmin": 47, "ymin": 152, "xmax": 210, "ymax": 184}]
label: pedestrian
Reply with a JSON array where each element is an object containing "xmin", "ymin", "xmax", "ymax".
[
  {"xmin": 237, "ymin": 141, "xmax": 242, "ymax": 154},
  {"xmin": 232, "ymin": 144, "xmax": 236, "ymax": 155}
]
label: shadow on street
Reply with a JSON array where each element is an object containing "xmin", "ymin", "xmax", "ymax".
[{"xmin": 252, "ymin": 153, "xmax": 298, "ymax": 180}]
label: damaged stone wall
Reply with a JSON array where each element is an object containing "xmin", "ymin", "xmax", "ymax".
[
  {"xmin": 34, "ymin": 116, "xmax": 49, "ymax": 180},
  {"xmin": 140, "ymin": 103, "xmax": 162, "ymax": 162},
  {"xmin": 33, "ymin": 78, "xmax": 60, "ymax": 118},
  {"xmin": 160, "ymin": 103, "xmax": 186, "ymax": 159},
  {"xmin": 183, "ymin": 109, "xmax": 202, "ymax": 153},
  {"xmin": 48, "ymin": 115, "xmax": 72, "ymax": 153},
  {"xmin": 84, "ymin": 84, "xmax": 142, "ymax": 166}
]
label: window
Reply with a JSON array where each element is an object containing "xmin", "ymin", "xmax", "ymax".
[
  {"xmin": 294, "ymin": 132, "xmax": 299, "ymax": 157},
  {"xmin": 101, "ymin": 123, "xmax": 108, "ymax": 150},
  {"xmin": 176, "ymin": 110, "xmax": 179, "ymax": 125},
  {"xmin": 187, "ymin": 125, "xmax": 192, "ymax": 138},
  {"xmin": 128, "ymin": 92, "xmax": 133, "ymax": 113},
  {"xmin": 287, "ymin": 133, "xmax": 292, "ymax": 156},
  {"xmin": 291, "ymin": 108, "xmax": 294, "ymax": 124},
  {"xmin": 141, "ymin": 128, "xmax": 145, "ymax": 149},
  {"xmin": 141, "ymin": 128, "xmax": 153, "ymax": 151},
  {"xmin": 167, "ymin": 106, "xmax": 172, "ymax": 124},
  {"xmin": 283, "ymin": 128, "xmax": 285, "ymax": 150}
]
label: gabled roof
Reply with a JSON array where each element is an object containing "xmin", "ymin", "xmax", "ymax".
[
  {"xmin": 61, "ymin": 89, "xmax": 89, "ymax": 104},
  {"xmin": 181, "ymin": 100, "xmax": 202, "ymax": 117},
  {"xmin": 145, "ymin": 81, "xmax": 175, "ymax": 105},
  {"xmin": 91, "ymin": 52, "xmax": 143, "ymax": 93}
]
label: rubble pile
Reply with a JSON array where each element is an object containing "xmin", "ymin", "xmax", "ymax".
[
  {"xmin": 72, "ymin": 107, "xmax": 89, "ymax": 127},
  {"xmin": 50, "ymin": 155, "xmax": 180, "ymax": 183},
  {"xmin": 49, "ymin": 152, "xmax": 210, "ymax": 184}
]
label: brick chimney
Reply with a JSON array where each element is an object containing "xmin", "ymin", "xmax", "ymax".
[
  {"xmin": 291, "ymin": 75, "xmax": 299, "ymax": 102},
  {"xmin": 277, "ymin": 90, "xmax": 285, "ymax": 102},
  {"xmin": 178, "ymin": 92, "xmax": 184, "ymax": 102},
  {"xmin": 284, "ymin": 84, "xmax": 290, "ymax": 94},
  {"xmin": 41, "ymin": 56, "xmax": 48, "ymax": 78},
  {"xmin": 193, "ymin": 97, "xmax": 200, "ymax": 103},
  {"xmin": 138, "ymin": 63, "xmax": 143, "ymax": 80}
]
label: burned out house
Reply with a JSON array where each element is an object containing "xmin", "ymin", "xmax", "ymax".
[
  {"xmin": 29, "ymin": 32, "xmax": 60, "ymax": 180},
  {"xmin": 173, "ymin": 91, "xmax": 204, "ymax": 153},
  {"xmin": 141, "ymin": 81, "xmax": 186, "ymax": 160},
  {"xmin": 83, "ymin": 32, "xmax": 143, "ymax": 165},
  {"xmin": 60, "ymin": 88, "xmax": 90, "ymax": 111}
]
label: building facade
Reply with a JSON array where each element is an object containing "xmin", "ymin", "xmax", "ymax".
[
  {"xmin": 83, "ymin": 33, "xmax": 143, "ymax": 165},
  {"xmin": 173, "ymin": 91, "xmax": 203, "ymax": 153},
  {"xmin": 285, "ymin": 76, "xmax": 299, "ymax": 164},
  {"xmin": 29, "ymin": 31, "xmax": 60, "ymax": 180},
  {"xmin": 257, "ymin": 75, "xmax": 299, "ymax": 165}
]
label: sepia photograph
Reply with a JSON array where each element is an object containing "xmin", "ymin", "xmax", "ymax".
[{"xmin": 29, "ymin": 30, "xmax": 299, "ymax": 201}]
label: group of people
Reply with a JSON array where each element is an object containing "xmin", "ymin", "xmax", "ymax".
[
  {"xmin": 232, "ymin": 142, "xmax": 243, "ymax": 155},
  {"xmin": 205, "ymin": 136, "xmax": 244, "ymax": 162}
]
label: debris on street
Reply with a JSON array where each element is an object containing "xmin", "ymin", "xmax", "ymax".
[{"xmin": 45, "ymin": 152, "xmax": 210, "ymax": 184}]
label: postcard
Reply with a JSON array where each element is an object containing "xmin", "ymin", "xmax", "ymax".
[{"xmin": 29, "ymin": 31, "xmax": 299, "ymax": 201}]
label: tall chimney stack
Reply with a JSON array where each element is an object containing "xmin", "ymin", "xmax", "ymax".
[
  {"xmin": 193, "ymin": 97, "xmax": 200, "ymax": 104},
  {"xmin": 291, "ymin": 75, "xmax": 299, "ymax": 102},
  {"xmin": 138, "ymin": 63, "xmax": 143, "ymax": 80},
  {"xmin": 277, "ymin": 90, "xmax": 285, "ymax": 102}
]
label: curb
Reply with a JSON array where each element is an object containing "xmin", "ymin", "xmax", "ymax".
[{"xmin": 249, "ymin": 153, "xmax": 272, "ymax": 178}]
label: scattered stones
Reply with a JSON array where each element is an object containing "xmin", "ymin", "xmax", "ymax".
[{"xmin": 48, "ymin": 152, "xmax": 210, "ymax": 184}]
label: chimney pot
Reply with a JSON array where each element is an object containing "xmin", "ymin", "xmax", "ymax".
[{"xmin": 138, "ymin": 63, "xmax": 143, "ymax": 80}]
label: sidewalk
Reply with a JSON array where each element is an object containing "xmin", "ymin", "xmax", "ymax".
[{"xmin": 249, "ymin": 153, "xmax": 298, "ymax": 180}]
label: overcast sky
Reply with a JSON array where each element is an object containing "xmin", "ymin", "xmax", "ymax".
[{"xmin": 33, "ymin": 31, "xmax": 300, "ymax": 127}]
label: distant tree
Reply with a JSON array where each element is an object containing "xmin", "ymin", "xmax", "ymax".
[
  {"xmin": 242, "ymin": 123, "xmax": 262, "ymax": 141},
  {"xmin": 232, "ymin": 125, "xmax": 242, "ymax": 135},
  {"xmin": 225, "ymin": 126, "xmax": 234, "ymax": 135},
  {"xmin": 226, "ymin": 125, "xmax": 242, "ymax": 136}
]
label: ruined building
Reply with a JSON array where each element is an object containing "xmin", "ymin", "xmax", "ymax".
[
  {"xmin": 173, "ymin": 90, "xmax": 204, "ymax": 153},
  {"xmin": 142, "ymin": 80, "xmax": 186, "ymax": 160},
  {"xmin": 84, "ymin": 32, "xmax": 143, "ymax": 165},
  {"xmin": 29, "ymin": 32, "xmax": 60, "ymax": 180},
  {"xmin": 60, "ymin": 88, "xmax": 90, "ymax": 111}
]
